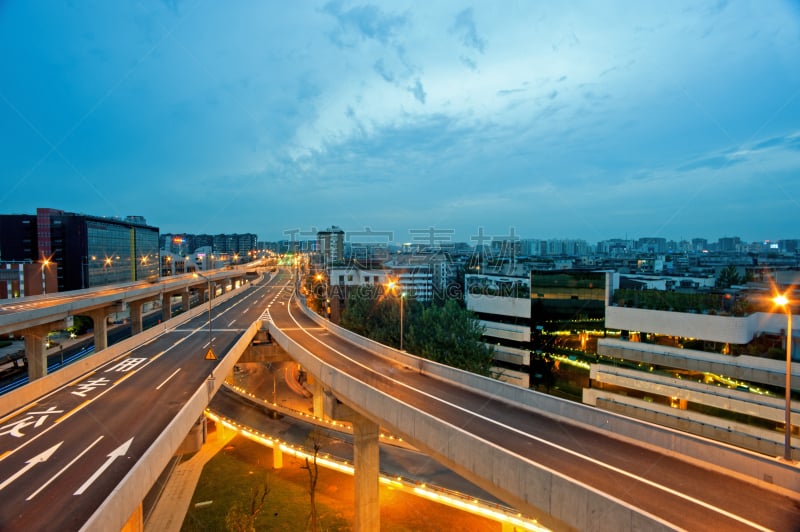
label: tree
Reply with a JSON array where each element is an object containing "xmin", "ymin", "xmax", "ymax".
[
  {"xmin": 301, "ymin": 431, "xmax": 324, "ymax": 532},
  {"xmin": 341, "ymin": 290, "xmax": 494, "ymax": 375},
  {"xmin": 405, "ymin": 299, "xmax": 495, "ymax": 376},
  {"xmin": 225, "ymin": 476, "xmax": 270, "ymax": 532},
  {"xmin": 716, "ymin": 264, "xmax": 743, "ymax": 289}
]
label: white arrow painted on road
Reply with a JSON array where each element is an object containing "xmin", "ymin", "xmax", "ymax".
[
  {"xmin": 0, "ymin": 442, "xmax": 63, "ymax": 491},
  {"xmin": 74, "ymin": 438, "xmax": 132, "ymax": 495}
]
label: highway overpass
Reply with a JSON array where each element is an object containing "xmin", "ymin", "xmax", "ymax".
[
  {"xmin": 0, "ymin": 267, "xmax": 254, "ymax": 382},
  {"xmin": 0, "ymin": 270, "xmax": 798, "ymax": 531}
]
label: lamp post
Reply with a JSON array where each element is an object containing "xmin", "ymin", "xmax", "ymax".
[
  {"xmin": 387, "ymin": 281, "xmax": 407, "ymax": 351},
  {"xmin": 40, "ymin": 257, "xmax": 50, "ymax": 295},
  {"xmin": 194, "ymin": 272, "xmax": 216, "ymax": 360},
  {"xmin": 774, "ymin": 293, "xmax": 794, "ymax": 461}
]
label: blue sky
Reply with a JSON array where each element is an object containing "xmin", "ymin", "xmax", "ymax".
[{"xmin": 1, "ymin": 1, "xmax": 799, "ymax": 245}]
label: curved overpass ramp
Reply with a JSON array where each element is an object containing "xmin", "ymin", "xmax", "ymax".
[{"xmin": 267, "ymin": 289, "xmax": 800, "ymax": 531}]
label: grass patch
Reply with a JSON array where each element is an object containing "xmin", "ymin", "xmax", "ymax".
[{"xmin": 181, "ymin": 435, "xmax": 349, "ymax": 531}]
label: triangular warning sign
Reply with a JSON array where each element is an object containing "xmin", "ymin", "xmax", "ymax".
[{"xmin": 204, "ymin": 348, "xmax": 217, "ymax": 360}]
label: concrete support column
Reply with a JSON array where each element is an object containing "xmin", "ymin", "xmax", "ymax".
[
  {"xmin": 87, "ymin": 309, "xmax": 109, "ymax": 351},
  {"xmin": 129, "ymin": 300, "xmax": 144, "ymax": 335},
  {"xmin": 22, "ymin": 324, "xmax": 51, "ymax": 381},
  {"xmin": 312, "ymin": 378, "xmax": 324, "ymax": 419},
  {"xmin": 273, "ymin": 445, "xmax": 283, "ymax": 469},
  {"xmin": 161, "ymin": 293, "xmax": 172, "ymax": 321},
  {"xmin": 182, "ymin": 289, "xmax": 191, "ymax": 312},
  {"xmin": 209, "ymin": 283, "xmax": 216, "ymax": 300},
  {"xmin": 120, "ymin": 502, "xmax": 143, "ymax": 532},
  {"xmin": 352, "ymin": 415, "xmax": 380, "ymax": 532}
]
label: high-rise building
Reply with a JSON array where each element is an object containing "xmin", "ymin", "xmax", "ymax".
[{"xmin": 317, "ymin": 226, "xmax": 345, "ymax": 267}]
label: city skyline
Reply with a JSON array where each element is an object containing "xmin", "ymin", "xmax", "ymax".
[{"xmin": 1, "ymin": 2, "xmax": 799, "ymax": 243}]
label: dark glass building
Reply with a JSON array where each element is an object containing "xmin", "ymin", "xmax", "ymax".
[
  {"xmin": 0, "ymin": 208, "xmax": 160, "ymax": 292},
  {"xmin": 530, "ymin": 269, "xmax": 607, "ymax": 323}
]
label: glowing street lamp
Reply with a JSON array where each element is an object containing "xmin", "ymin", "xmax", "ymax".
[
  {"xmin": 194, "ymin": 272, "xmax": 217, "ymax": 360},
  {"xmin": 774, "ymin": 293, "xmax": 794, "ymax": 461}
]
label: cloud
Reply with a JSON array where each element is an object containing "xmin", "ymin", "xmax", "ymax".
[
  {"xmin": 323, "ymin": 1, "xmax": 409, "ymax": 48},
  {"xmin": 373, "ymin": 58, "xmax": 394, "ymax": 82},
  {"xmin": 451, "ymin": 8, "xmax": 486, "ymax": 53},
  {"xmin": 407, "ymin": 78, "xmax": 426, "ymax": 104}
]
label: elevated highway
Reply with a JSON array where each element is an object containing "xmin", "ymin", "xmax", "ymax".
[
  {"xmin": 0, "ymin": 267, "xmax": 254, "ymax": 381},
  {"xmin": 267, "ymin": 286, "xmax": 800, "ymax": 531},
  {"xmin": 0, "ymin": 270, "xmax": 281, "ymax": 530},
  {"xmin": 0, "ymin": 269, "xmax": 797, "ymax": 531}
]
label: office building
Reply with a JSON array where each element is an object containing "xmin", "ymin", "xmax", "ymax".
[{"xmin": 0, "ymin": 208, "xmax": 159, "ymax": 291}]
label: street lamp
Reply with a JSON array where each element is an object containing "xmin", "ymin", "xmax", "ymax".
[
  {"xmin": 386, "ymin": 281, "xmax": 407, "ymax": 351},
  {"xmin": 194, "ymin": 272, "xmax": 216, "ymax": 360},
  {"xmin": 41, "ymin": 257, "xmax": 50, "ymax": 295},
  {"xmin": 774, "ymin": 293, "xmax": 794, "ymax": 461}
]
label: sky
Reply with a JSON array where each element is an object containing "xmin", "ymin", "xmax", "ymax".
[{"xmin": 1, "ymin": 1, "xmax": 799, "ymax": 246}]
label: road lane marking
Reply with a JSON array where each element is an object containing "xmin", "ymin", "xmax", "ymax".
[
  {"xmin": 67, "ymin": 372, "xmax": 95, "ymax": 387},
  {"xmin": 27, "ymin": 436, "xmax": 103, "ymax": 500},
  {"xmin": 0, "ymin": 403, "xmax": 39, "ymax": 425},
  {"xmin": 74, "ymin": 438, "xmax": 133, "ymax": 495},
  {"xmin": 228, "ymin": 320, "xmax": 237, "ymax": 327},
  {"xmin": 114, "ymin": 371, "xmax": 137, "ymax": 386},
  {"xmin": 285, "ymin": 293, "xmax": 770, "ymax": 532},
  {"xmin": 54, "ymin": 400, "xmax": 91, "ymax": 424},
  {"xmin": 156, "ymin": 368, "xmax": 181, "ymax": 390},
  {"xmin": 0, "ymin": 442, "xmax": 62, "ymax": 491}
]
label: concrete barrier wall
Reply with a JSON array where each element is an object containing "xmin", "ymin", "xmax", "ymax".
[
  {"xmin": 81, "ymin": 320, "xmax": 259, "ymax": 532},
  {"xmin": 587, "ymin": 392, "xmax": 797, "ymax": 460},
  {"xmin": 0, "ymin": 285, "xmax": 244, "ymax": 417},
  {"xmin": 268, "ymin": 319, "xmax": 673, "ymax": 531},
  {"xmin": 298, "ymin": 301, "xmax": 800, "ymax": 496}
]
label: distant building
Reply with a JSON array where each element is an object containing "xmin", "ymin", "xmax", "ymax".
[
  {"xmin": 317, "ymin": 226, "xmax": 345, "ymax": 267},
  {"xmin": 0, "ymin": 260, "xmax": 58, "ymax": 298}
]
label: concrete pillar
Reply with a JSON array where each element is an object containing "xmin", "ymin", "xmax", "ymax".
[
  {"xmin": 312, "ymin": 378, "xmax": 324, "ymax": 419},
  {"xmin": 87, "ymin": 309, "xmax": 109, "ymax": 351},
  {"xmin": 161, "ymin": 293, "xmax": 172, "ymax": 321},
  {"xmin": 120, "ymin": 502, "xmax": 143, "ymax": 532},
  {"xmin": 129, "ymin": 300, "xmax": 144, "ymax": 335},
  {"xmin": 352, "ymin": 415, "xmax": 380, "ymax": 532},
  {"xmin": 209, "ymin": 282, "xmax": 216, "ymax": 300},
  {"xmin": 22, "ymin": 324, "xmax": 51, "ymax": 381},
  {"xmin": 273, "ymin": 445, "xmax": 283, "ymax": 469},
  {"xmin": 182, "ymin": 289, "xmax": 191, "ymax": 312}
]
